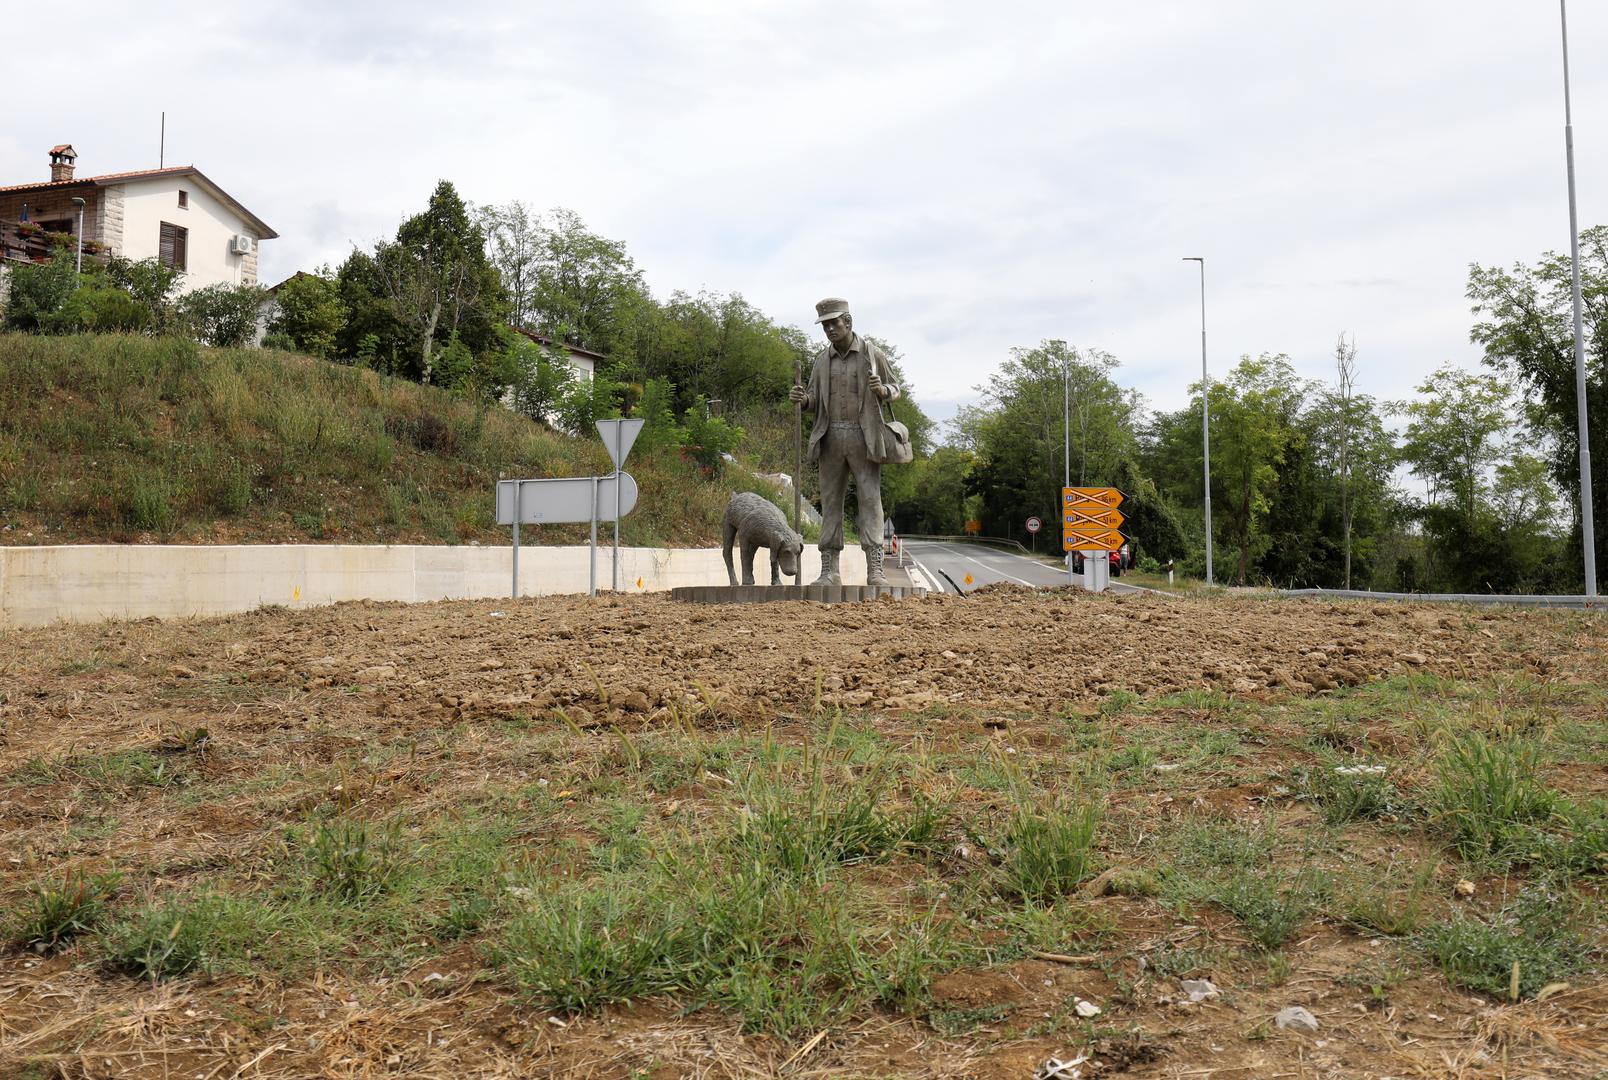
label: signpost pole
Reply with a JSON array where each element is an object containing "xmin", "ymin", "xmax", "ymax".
[
  {"xmin": 512, "ymin": 481, "xmax": 521, "ymax": 599},
  {"xmin": 589, "ymin": 477, "xmax": 599, "ymax": 598},
  {"xmin": 613, "ymin": 427, "xmax": 622, "ymax": 593},
  {"xmin": 794, "ymin": 357, "xmax": 804, "ymax": 535}
]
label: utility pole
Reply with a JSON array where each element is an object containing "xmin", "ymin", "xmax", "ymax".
[
  {"xmin": 1560, "ymin": 0, "xmax": 1597, "ymax": 599},
  {"xmin": 1183, "ymin": 258, "xmax": 1213, "ymax": 585}
]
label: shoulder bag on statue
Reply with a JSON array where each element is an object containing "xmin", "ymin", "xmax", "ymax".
[{"xmin": 875, "ymin": 397, "xmax": 914, "ymax": 465}]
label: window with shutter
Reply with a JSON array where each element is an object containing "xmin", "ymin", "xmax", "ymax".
[{"xmin": 158, "ymin": 222, "xmax": 187, "ymax": 271}]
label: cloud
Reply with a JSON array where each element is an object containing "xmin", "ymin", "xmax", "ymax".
[{"xmin": 8, "ymin": 0, "xmax": 1605, "ymax": 422}]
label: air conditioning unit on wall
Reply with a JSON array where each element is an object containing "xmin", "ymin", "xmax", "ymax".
[{"xmin": 231, "ymin": 234, "xmax": 254, "ymax": 255}]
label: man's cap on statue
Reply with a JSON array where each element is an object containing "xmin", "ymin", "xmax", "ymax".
[{"xmin": 814, "ymin": 298, "xmax": 850, "ymax": 323}]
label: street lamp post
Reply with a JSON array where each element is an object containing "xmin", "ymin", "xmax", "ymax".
[
  {"xmin": 1182, "ymin": 257, "xmax": 1213, "ymax": 585},
  {"xmin": 1050, "ymin": 339, "xmax": 1071, "ymax": 586},
  {"xmin": 1560, "ymin": 0, "xmax": 1597, "ymax": 599},
  {"xmin": 70, "ymin": 197, "xmax": 86, "ymax": 275}
]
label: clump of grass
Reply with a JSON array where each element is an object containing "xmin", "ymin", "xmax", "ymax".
[
  {"xmin": 1212, "ymin": 869, "xmax": 1327, "ymax": 951},
  {"xmin": 1420, "ymin": 883, "xmax": 1591, "ymax": 1000},
  {"xmin": 496, "ymin": 886, "xmax": 688, "ymax": 1012},
  {"xmin": 495, "ymin": 857, "xmax": 958, "ymax": 1033},
  {"xmin": 300, "ymin": 817, "xmax": 405, "ymax": 900},
  {"xmin": 9, "ymin": 870, "xmax": 119, "ymax": 952},
  {"xmin": 1433, "ymin": 730, "xmax": 1556, "ymax": 859},
  {"xmin": 994, "ymin": 799, "xmax": 1102, "ymax": 903},
  {"xmin": 734, "ymin": 747, "xmax": 945, "ymax": 878},
  {"xmin": 1337, "ymin": 858, "xmax": 1438, "ymax": 936},
  {"xmin": 102, "ymin": 891, "xmax": 272, "ymax": 982}
]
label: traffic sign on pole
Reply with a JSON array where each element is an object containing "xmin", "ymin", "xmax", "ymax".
[
  {"xmin": 1062, "ymin": 487, "xmax": 1126, "ymax": 556},
  {"xmin": 1025, "ymin": 516, "xmax": 1042, "ymax": 534},
  {"xmin": 1062, "ymin": 486, "xmax": 1123, "ymax": 508},
  {"xmin": 1062, "ymin": 527, "xmax": 1126, "ymax": 552},
  {"xmin": 1064, "ymin": 507, "xmax": 1125, "ymax": 530}
]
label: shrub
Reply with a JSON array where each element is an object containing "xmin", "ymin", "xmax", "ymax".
[
  {"xmin": 266, "ymin": 269, "xmax": 346, "ymax": 358},
  {"xmin": 179, "ymin": 283, "xmax": 269, "ymax": 348}
]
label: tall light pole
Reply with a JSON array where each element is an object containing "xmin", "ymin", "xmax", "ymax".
[
  {"xmin": 70, "ymin": 197, "xmax": 86, "ymax": 275},
  {"xmin": 1560, "ymin": 0, "xmax": 1597, "ymax": 599},
  {"xmin": 1182, "ymin": 257, "xmax": 1213, "ymax": 585},
  {"xmin": 1050, "ymin": 339, "xmax": 1071, "ymax": 585}
]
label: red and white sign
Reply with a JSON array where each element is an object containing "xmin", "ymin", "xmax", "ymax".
[{"xmin": 1025, "ymin": 516, "xmax": 1042, "ymax": 534}]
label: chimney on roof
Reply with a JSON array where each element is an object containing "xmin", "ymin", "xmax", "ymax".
[{"xmin": 49, "ymin": 144, "xmax": 77, "ymax": 182}]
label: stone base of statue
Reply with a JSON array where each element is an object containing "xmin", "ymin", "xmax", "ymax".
[{"xmin": 671, "ymin": 584, "xmax": 928, "ymax": 605}]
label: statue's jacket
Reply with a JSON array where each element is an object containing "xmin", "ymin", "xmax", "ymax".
[{"xmin": 802, "ymin": 333, "xmax": 902, "ymax": 465}]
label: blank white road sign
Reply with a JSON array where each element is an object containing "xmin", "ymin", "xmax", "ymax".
[
  {"xmin": 496, "ymin": 473, "xmax": 639, "ymax": 525},
  {"xmin": 596, "ymin": 418, "xmax": 645, "ymax": 470}
]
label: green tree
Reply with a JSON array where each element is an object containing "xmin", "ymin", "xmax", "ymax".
[
  {"xmin": 959, "ymin": 341, "xmax": 1140, "ymax": 543},
  {"xmin": 1395, "ymin": 364, "xmax": 1511, "ymax": 517},
  {"xmin": 899, "ymin": 446, "xmax": 974, "ymax": 535},
  {"xmin": 1208, "ymin": 354, "xmax": 1305, "ymax": 585},
  {"xmin": 266, "ymin": 269, "xmax": 346, "ymax": 358},
  {"xmin": 1468, "ymin": 227, "xmax": 1608, "ymax": 582},
  {"xmin": 370, "ymin": 180, "xmax": 507, "ymax": 384},
  {"xmin": 527, "ymin": 207, "xmax": 648, "ymax": 358}
]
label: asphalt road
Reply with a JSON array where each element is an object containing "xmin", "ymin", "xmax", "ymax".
[{"xmin": 899, "ymin": 538, "xmax": 1145, "ymax": 596}]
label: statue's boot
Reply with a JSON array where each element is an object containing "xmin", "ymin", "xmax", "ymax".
[
  {"xmin": 865, "ymin": 544, "xmax": 888, "ymax": 586},
  {"xmin": 811, "ymin": 549, "xmax": 841, "ymax": 586}
]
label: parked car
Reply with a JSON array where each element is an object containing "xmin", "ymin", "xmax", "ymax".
[{"xmin": 1069, "ymin": 544, "xmax": 1131, "ymax": 577}]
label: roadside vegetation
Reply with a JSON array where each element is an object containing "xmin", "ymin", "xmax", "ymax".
[
  {"xmin": 1, "ymin": 594, "xmax": 1603, "ymax": 1075},
  {"xmin": 0, "ymin": 333, "xmax": 787, "ymax": 546}
]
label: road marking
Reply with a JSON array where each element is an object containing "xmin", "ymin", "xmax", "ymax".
[
  {"xmin": 903, "ymin": 550, "xmax": 947, "ymax": 594},
  {"xmin": 934, "ymin": 544, "xmax": 1038, "ymax": 587}
]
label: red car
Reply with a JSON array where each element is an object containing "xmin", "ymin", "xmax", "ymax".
[{"xmin": 1069, "ymin": 545, "xmax": 1130, "ymax": 577}]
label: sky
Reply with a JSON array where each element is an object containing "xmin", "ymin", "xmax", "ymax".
[{"xmin": 9, "ymin": 1, "xmax": 1606, "ymax": 431}]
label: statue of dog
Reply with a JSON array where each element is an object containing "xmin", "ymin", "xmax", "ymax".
[{"xmin": 722, "ymin": 492, "xmax": 804, "ymax": 586}]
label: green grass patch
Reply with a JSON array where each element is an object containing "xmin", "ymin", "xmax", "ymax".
[
  {"xmin": 1420, "ymin": 884, "xmax": 1594, "ymax": 1001},
  {"xmin": 8, "ymin": 869, "xmax": 120, "ymax": 952}
]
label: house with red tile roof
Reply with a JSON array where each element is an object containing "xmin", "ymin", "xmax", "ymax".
[{"xmin": 0, "ymin": 144, "xmax": 277, "ymax": 292}]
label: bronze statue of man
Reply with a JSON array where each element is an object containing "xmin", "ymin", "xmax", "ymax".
[{"xmin": 789, "ymin": 297, "xmax": 901, "ymax": 586}]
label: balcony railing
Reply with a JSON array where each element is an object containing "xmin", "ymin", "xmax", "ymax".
[{"xmin": 0, "ymin": 220, "xmax": 107, "ymax": 265}]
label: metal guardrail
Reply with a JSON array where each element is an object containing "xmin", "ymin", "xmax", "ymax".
[
  {"xmin": 899, "ymin": 533, "xmax": 1030, "ymax": 554},
  {"xmin": 1278, "ymin": 588, "xmax": 1600, "ymax": 611}
]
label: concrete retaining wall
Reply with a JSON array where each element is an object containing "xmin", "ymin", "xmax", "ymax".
[{"xmin": 0, "ymin": 544, "xmax": 869, "ymax": 629}]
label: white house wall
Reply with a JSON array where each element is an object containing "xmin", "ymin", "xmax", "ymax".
[{"xmin": 117, "ymin": 178, "xmax": 260, "ymax": 292}]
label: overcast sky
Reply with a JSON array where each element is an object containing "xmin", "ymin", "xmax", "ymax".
[{"xmin": 11, "ymin": 1, "xmax": 1605, "ymax": 429}]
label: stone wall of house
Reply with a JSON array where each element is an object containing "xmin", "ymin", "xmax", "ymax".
[
  {"xmin": 241, "ymin": 236, "xmax": 259, "ymax": 285},
  {"xmin": 98, "ymin": 186, "xmax": 123, "ymax": 252}
]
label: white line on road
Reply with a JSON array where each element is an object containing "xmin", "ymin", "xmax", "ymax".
[{"xmin": 934, "ymin": 543, "xmax": 1039, "ymax": 587}]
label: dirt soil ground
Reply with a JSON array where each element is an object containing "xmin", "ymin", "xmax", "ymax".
[{"xmin": 1, "ymin": 587, "xmax": 1604, "ymax": 1078}]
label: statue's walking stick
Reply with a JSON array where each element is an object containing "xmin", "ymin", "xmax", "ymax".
[{"xmin": 793, "ymin": 357, "xmax": 803, "ymax": 535}]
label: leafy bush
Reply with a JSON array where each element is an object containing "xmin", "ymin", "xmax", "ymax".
[
  {"xmin": 266, "ymin": 268, "xmax": 346, "ymax": 358},
  {"xmin": 681, "ymin": 396, "xmax": 744, "ymax": 475},
  {"xmin": 179, "ymin": 283, "xmax": 269, "ymax": 347}
]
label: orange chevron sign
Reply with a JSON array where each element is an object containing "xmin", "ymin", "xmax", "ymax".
[
  {"xmin": 1064, "ymin": 507, "xmax": 1125, "ymax": 530},
  {"xmin": 1062, "ymin": 527, "xmax": 1127, "ymax": 552},
  {"xmin": 1062, "ymin": 486, "xmax": 1124, "ymax": 509}
]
